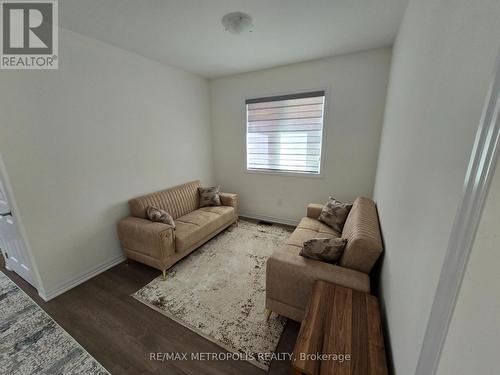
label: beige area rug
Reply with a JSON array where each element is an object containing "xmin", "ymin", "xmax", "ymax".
[{"xmin": 132, "ymin": 220, "xmax": 292, "ymax": 370}]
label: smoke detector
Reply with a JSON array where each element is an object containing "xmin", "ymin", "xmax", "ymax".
[{"xmin": 221, "ymin": 12, "xmax": 253, "ymax": 34}]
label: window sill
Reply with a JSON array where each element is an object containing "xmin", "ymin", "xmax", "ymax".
[{"xmin": 244, "ymin": 168, "xmax": 324, "ymax": 179}]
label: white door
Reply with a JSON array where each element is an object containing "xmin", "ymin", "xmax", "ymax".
[{"xmin": 0, "ymin": 178, "xmax": 35, "ymax": 286}]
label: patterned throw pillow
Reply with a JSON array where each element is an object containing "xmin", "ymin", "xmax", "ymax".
[
  {"xmin": 318, "ymin": 197, "xmax": 353, "ymax": 232},
  {"xmin": 300, "ymin": 238, "xmax": 347, "ymax": 263},
  {"xmin": 198, "ymin": 185, "xmax": 222, "ymax": 207},
  {"xmin": 146, "ymin": 206, "xmax": 175, "ymax": 229}
]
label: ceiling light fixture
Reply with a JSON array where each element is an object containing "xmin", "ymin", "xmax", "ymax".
[{"xmin": 221, "ymin": 12, "xmax": 253, "ymax": 34}]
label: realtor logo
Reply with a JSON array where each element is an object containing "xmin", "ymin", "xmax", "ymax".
[{"xmin": 1, "ymin": 0, "xmax": 58, "ymax": 69}]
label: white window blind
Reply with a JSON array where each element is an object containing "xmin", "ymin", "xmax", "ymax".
[{"xmin": 246, "ymin": 91, "xmax": 325, "ymax": 175}]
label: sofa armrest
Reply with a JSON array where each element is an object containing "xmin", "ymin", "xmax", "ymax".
[
  {"xmin": 220, "ymin": 192, "xmax": 239, "ymax": 215},
  {"xmin": 266, "ymin": 248, "xmax": 370, "ymax": 319},
  {"xmin": 117, "ymin": 217, "xmax": 175, "ymax": 258},
  {"xmin": 306, "ymin": 203, "xmax": 324, "ymax": 219}
]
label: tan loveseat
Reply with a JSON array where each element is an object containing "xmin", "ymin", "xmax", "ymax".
[
  {"xmin": 266, "ymin": 197, "xmax": 383, "ymax": 321},
  {"xmin": 117, "ymin": 181, "xmax": 238, "ymax": 278}
]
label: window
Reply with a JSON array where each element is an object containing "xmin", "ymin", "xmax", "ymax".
[{"xmin": 246, "ymin": 91, "xmax": 325, "ymax": 175}]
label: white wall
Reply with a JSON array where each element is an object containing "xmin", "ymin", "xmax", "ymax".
[
  {"xmin": 209, "ymin": 48, "xmax": 391, "ymax": 223},
  {"xmin": 0, "ymin": 28, "xmax": 213, "ymax": 298},
  {"xmin": 372, "ymin": 0, "xmax": 500, "ymax": 374},
  {"xmin": 436, "ymin": 156, "xmax": 500, "ymax": 375}
]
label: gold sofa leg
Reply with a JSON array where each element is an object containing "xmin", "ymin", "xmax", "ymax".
[
  {"xmin": 161, "ymin": 270, "xmax": 167, "ymax": 281},
  {"xmin": 265, "ymin": 309, "xmax": 272, "ymax": 321}
]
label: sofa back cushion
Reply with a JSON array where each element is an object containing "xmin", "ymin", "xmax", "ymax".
[
  {"xmin": 338, "ymin": 196, "xmax": 383, "ymax": 273},
  {"xmin": 129, "ymin": 180, "xmax": 200, "ymax": 220}
]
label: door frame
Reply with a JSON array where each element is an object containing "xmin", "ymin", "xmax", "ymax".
[
  {"xmin": 415, "ymin": 54, "xmax": 500, "ymax": 375},
  {"xmin": 0, "ymin": 154, "xmax": 44, "ymax": 293}
]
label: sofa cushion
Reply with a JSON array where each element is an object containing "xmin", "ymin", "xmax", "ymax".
[
  {"xmin": 198, "ymin": 185, "xmax": 222, "ymax": 207},
  {"xmin": 198, "ymin": 206, "xmax": 236, "ymax": 229},
  {"xmin": 146, "ymin": 206, "xmax": 175, "ymax": 229},
  {"xmin": 300, "ymin": 238, "xmax": 347, "ymax": 263},
  {"xmin": 175, "ymin": 207, "xmax": 235, "ymax": 252},
  {"xmin": 198, "ymin": 205, "xmax": 234, "ymax": 217},
  {"xmin": 286, "ymin": 217, "xmax": 340, "ymax": 248},
  {"xmin": 318, "ymin": 197, "xmax": 352, "ymax": 232},
  {"xmin": 297, "ymin": 217, "xmax": 341, "ymax": 237},
  {"xmin": 287, "ymin": 228, "xmax": 319, "ymax": 247}
]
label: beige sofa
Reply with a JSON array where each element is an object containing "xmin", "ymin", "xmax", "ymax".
[
  {"xmin": 266, "ymin": 196, "xmax": 383, "ymax": 321},
  {"xmin": 117, "ymin": 181, "xmax": 238, "ymax": 278}
]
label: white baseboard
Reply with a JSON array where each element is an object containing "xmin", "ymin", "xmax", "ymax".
[
  {"xmin": 38, "ymin": 254, "xmax": 126, "ymax": 301},
  {"xmin": 36, "ymin": 214, "xmax": 296, "ymax": 301},
  {"xmin": 239, "ymin": 212, "xmax": 299, "ymax": 227}
]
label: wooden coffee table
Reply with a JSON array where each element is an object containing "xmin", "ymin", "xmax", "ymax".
[{"xmin": 292, "ymin": 281, "xmax": 388, "ymax": 375}]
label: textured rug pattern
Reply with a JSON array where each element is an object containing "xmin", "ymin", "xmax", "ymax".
[
  {"xmin": 0, "ymin": 272, "xmax": 109, "ymax": 375},
  {"xmin": 133, "ymin": 220, "xmax": 292, "ymax": 370}
]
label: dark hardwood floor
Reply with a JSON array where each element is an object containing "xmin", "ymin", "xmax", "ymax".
[{"xmin": 1, "ymin": 258, "xmax": 300, "ymax": 375}]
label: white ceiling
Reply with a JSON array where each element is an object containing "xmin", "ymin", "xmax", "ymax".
[{"xmin": 60, "ymin": 0, "xmax": 408, "ymax": 78}]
